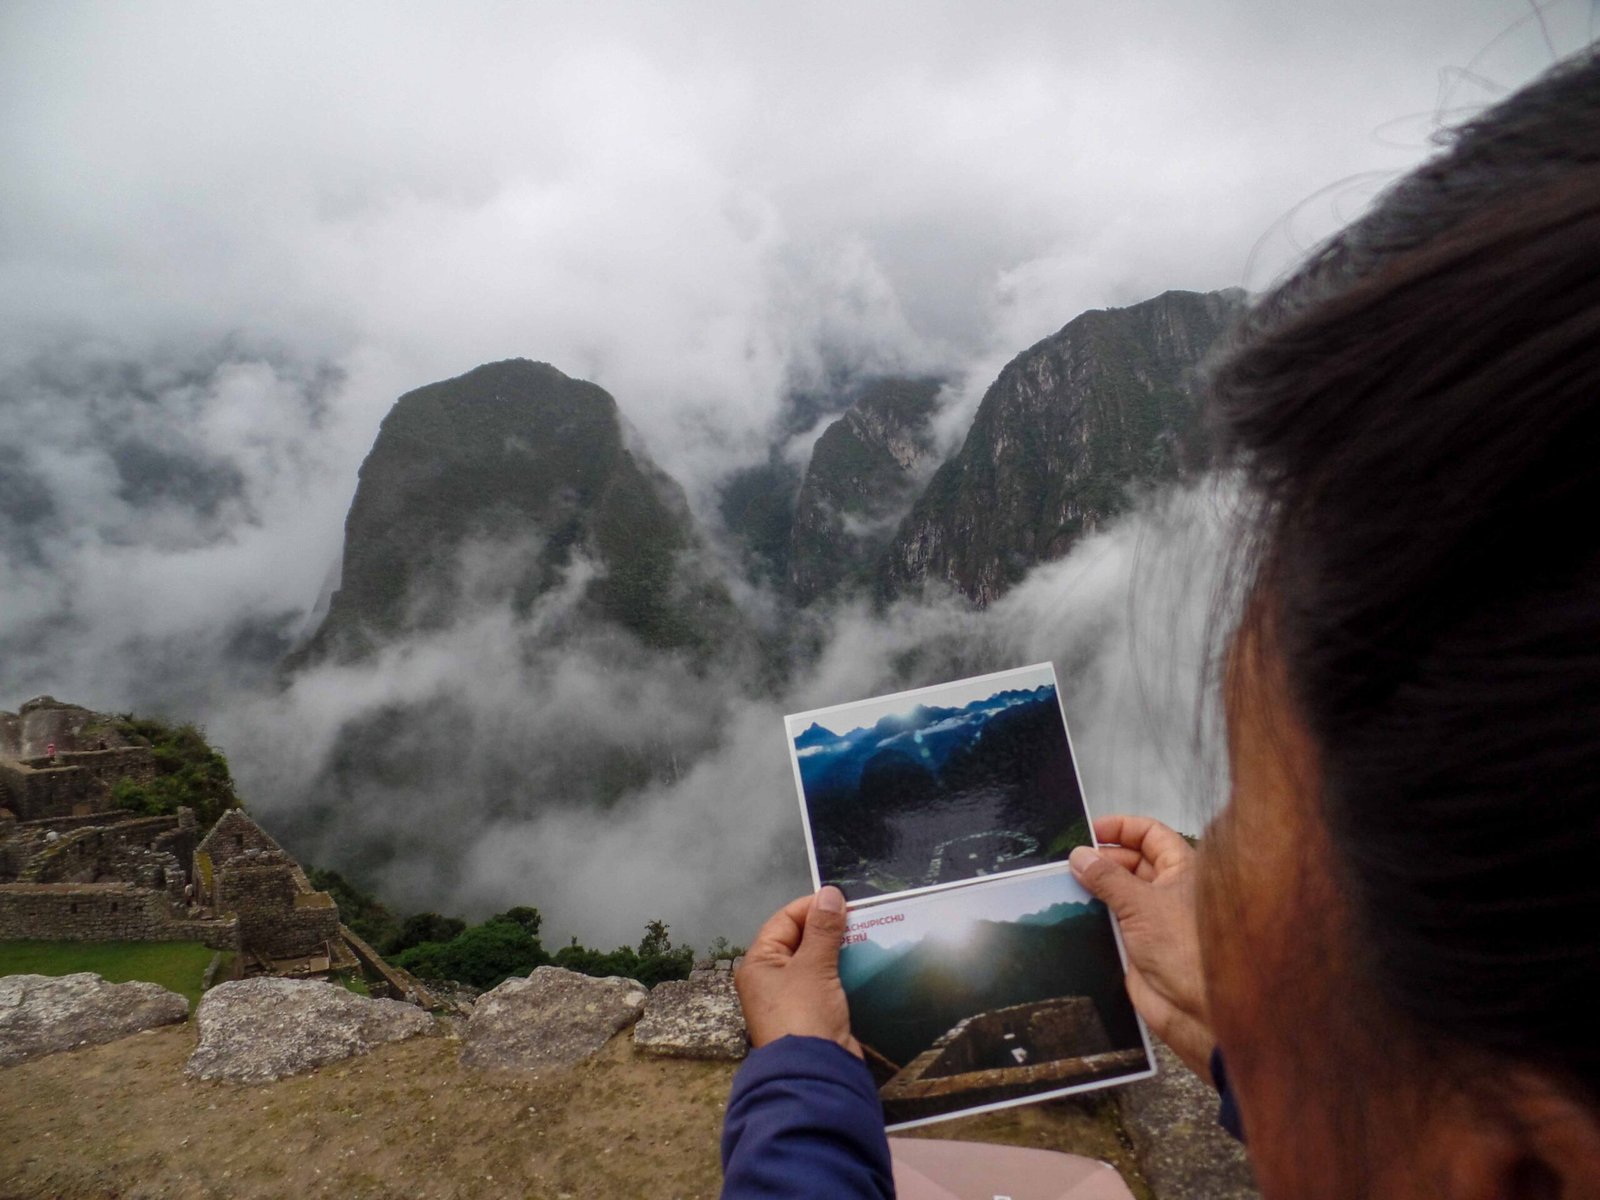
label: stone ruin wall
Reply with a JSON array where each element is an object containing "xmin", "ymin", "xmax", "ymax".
[
  {"xmin": 0, "ymin": 748, "xmax": 156, "ymax": 823},
  {"xmin": 0, "ymin": 882, "xmax": 239, "ymax": 950},
  {"xmin": 14, "ymin": 810, "xmax": 142, "ymax": 834},
  {"xmin": 51, "ymin": 748, "xmax": 159, "ymax": 793},
  {"xmin": 215, "ymin": 853, "xmax": 340, "ymax": 960},
  {"xmin": 339, "ymin": 923, "xmax": 436, "ymax": 1005},
  {"xmin": 0, "ymin": 830, "xmax": 40, "ymax": 882},
  {"xmin": 0, "ymin": 697, "xmax": 142, "ymax": 760},
  {"xmin": 0, "ymin": 793, "xmax": 347, "ymax": 979},
  {"xmin": 13, "ymin": 813, "xmax": 193, "ymax": 898},
  {"xmin": 0, "ymin": 759, "xmax": 104, "ymax": 822},
  {"xmin": 198, "ymin": 810, "xmax": 283, "ymax": 869}
]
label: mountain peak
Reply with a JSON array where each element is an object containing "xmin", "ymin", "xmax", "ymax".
[
  {"xmin": 793, "ymin": 722, "xmax": 837, "ymax": 749},
  {"xmin": 454, "ymin": 358, "xmax": 578, "ymax": 391},
  {"xmin": 292, "ymin": 359, "xmax": 733, "ymax": 665},
  {"xmin": 788, "ymin": 375, "xmax": 943, "ymax": 605},
  {"xmin": 883, "ymin": 288, "xmax": 1246, "ymax": 606}
]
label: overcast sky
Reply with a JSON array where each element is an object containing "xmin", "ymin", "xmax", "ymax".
[
  {"xmin": 788, "ymin": 661, "xmax": 1055, "ymax": 738},
  {"xmin": 0, "ymin": 2, "xmax": 1573, "ymax": 700},
  {"xmin": 843, "ymin": 865, "xmax": 1094, "ymax": 952},
  {"xmin": 0, "ymin": 2, "xmax": 1588, "ymax": 943},
  {"xmin": 2, "ymin": 2, "xmax": 1571, "ymax": 474}
]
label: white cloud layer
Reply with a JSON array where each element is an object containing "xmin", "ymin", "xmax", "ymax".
[
  {"xmin": 214, "ymin": 481, "xmax": 1236, "ymax": 948},
  {"xmin": 0, "ymin": 1, "xmax": 1582, "ymax": 946}
]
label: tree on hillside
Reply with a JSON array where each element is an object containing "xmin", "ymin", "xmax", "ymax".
[
  {"xmin": 706, "ymin": 936, "xmax": 745, "ymax": 962},
  {"xmin": 387, "ymin": 911, "xmax": 468, "ymax": 955},
  {"xmin": 551, "ymin": 918, "xmax": 693, "ymax": 988},
  {"xmin": 109, "ymin": 716, "xmax": 241, "ymax": 828},
  {"xmin": 391, "ymin": 912, "xmax": 548, "ymax": 989},
  {"xmin": 495, "ymin": 906, "xmax": 543, "ymax": 936}
]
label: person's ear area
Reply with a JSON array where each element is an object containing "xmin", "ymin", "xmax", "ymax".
[{"xmin": 1406, "ymin": 1070, "xmax": 1600, "ymax": 1200}]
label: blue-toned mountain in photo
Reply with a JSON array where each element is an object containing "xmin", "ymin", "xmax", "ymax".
[
  {"xmin": 795, "ymin": 683, "xmax": 1091, "ymax": 898},
  {"xmin": 841, "ymin": 899, "xmax": 1139, "ymax": 1069}
]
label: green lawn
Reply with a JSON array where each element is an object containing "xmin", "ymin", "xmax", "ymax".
[{"xmin": 0, "ymin": 940, "xmax": 216, "ymax": 1010}]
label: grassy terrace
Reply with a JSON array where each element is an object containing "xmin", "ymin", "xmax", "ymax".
[{"xmin": 0, "ymin": 940, "xmax": 218, "ymax": 1009}]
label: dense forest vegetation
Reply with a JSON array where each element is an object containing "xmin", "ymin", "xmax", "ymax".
[
  {"xmin": 307, "ymin": 866, "xmax": 732, "ymax": 990},
  {"xmin": 106, "ymin": 714, "xmax": 241, "ymax": 828}
]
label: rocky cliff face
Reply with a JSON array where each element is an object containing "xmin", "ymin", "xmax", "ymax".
[
  {"xmin": 883, "ymin": 289, "xmax": 1244, "ymax": 605},
  {"xmin": 788, "ymin": 377, "xmax": 941, "ymax": 605},
  {"xmin": 717, "ymin": 455, "xmax": 802, "ymax": 590},
  {"xmin": 297, "ymin": 359, "xmax": 734, "ymax": 664}
]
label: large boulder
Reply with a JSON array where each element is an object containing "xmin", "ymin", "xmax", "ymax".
[
  {"xmin": 0, "ymin": 972, "xmax": 188, "ymax": 1067},
  {"xmin": 633, "ymin": 960, "xmax": 748, "ymax": 1060},
  {"xmin": 462, "ymin": 966, "xmax": 646, "ymax": 1072},
  {"xmin": 186, "ymin": 977, "xmax": 434, "ymax": 1083},
  {"xmin": 1116, "ymin": 1041, "xmax": 1259, "ymax": 1200}
]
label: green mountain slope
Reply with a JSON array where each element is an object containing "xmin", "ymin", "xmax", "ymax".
[
  {"xmin": 295, "ymin": 359, "xmax": 734, "ymax": 664},
  {"xmin": 883, "ymin": 289, "xmax": 1245, "ymax": 605},
  {"xmin": 788, "ymin": 377, "xmax": 942, "ymax": 605}
]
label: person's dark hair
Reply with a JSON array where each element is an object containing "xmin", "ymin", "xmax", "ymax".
[{"xmin": 1208, "ymin": 48, "xmax": 1600, "ymax": 1105}]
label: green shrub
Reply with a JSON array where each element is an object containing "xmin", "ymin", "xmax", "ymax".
[
  {"xmin": 298, "ymin": 873, "xmax": 697, "ymax": 994},
  {"xmin": 551, "ymin": 918, "xmax": 694, "ymax": 988},
  {"xmin": 109, "ymin": 716, "xmax": 240, "ymax": 828},
  {"xmin": 386, "ymin": 911, "xmax": 468, "ymax": 955},
  {"xmin": 706, "ymin": 936, "xmax": 745, "ymax": 962},
  {"xmin": 391, "ymin": 917, "xmax": 548, "ymax": 989}
]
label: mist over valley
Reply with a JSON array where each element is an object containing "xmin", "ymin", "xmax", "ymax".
[
  {"xmin": 1, "ymin": 1, "xmax": 1564, "ymax": 951},
  {"xmin": 1, "ymin": 294, "xmax": 1245, "ymax": 949}
]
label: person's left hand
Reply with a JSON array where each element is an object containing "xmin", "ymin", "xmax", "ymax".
[
  {"xmin": 734, "ymin": 886, "xmax": 861, "ymax": 1058},
  {"xmin": 1070, "ymin": 815, "xmax": 1214, "ymax": 1080}
]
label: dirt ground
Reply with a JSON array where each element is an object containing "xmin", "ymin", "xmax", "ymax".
[{"xmin": 0, "ymin": 1022, "xmax": 1151, "ymax": 1200}]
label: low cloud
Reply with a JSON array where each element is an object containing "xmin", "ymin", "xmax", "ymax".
[
  {"xmin": 209, "ymin": 481, "xmax": 1234, "ymax": 951},
  {"xmin": 0, "ymin": 3, "xmax": 1573, "ymax": 947}
]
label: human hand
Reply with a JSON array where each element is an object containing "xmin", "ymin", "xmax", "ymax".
[
  {"xmin": 735, "ymin": 886, "xmax": 862, "ymax": 1059},
  {"xmin": 1069, "ymin": 815, "xmax": 1215, "ymax": 1081}
]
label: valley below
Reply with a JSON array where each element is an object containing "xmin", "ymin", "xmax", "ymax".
[{"xmin": 2, "ymin": 287, "xmax": 1242, "ymax": 950}]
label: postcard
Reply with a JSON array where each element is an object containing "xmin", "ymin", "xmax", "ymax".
[
  {"xmin": 784, "ymin": 663, "xmax": 1155, "ymax": 1129},
  {"xmin": 839, "ymin": 865, "xmax": 1154, "ymax": 1128},
  {"xmin": 785, "ymin": 663, "xmax": 1094, "ymax": 902}
]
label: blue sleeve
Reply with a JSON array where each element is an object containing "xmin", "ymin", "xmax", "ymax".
[
  {"xmin": 1210, "ymin": 1045, "xmax": 1246, "ymax": 1143},
  {"xmin": 720, "ymin": 1035, "xmax": 895, "ymax": 1200}
]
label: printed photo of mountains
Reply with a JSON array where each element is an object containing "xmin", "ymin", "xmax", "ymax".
[
  {"xmin": 838, "ymin": 867, "xmax": 1152, "ymax": 1127},
  {"xmin": 786, "ymin": 664, "xmax": 1091, "ymax": 899}
]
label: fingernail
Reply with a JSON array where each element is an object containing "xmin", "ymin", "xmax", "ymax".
[
  {"xmin": 1068, "ymin": 846, "xmax": 1100, "ymax": 877},
  {"xmin": 816, "ymin": 886, "xmax": 845, "ymax": 913}
]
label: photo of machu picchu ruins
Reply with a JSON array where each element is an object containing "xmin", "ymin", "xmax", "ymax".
[
  {"xmin": 838, "ymin": 865, "xmax": 1154, "ymax": 1128},
  {"xmin": 787, "ymin": 663, "xmax": 1093, "ymax": 900}
]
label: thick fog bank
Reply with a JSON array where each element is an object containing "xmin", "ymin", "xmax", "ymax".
[
  {"xmin": 0, "ymin": 0, "xmax": 1570, "ymax": 949},
  {"xmin": 210, "ymin": 482, "xmax": 1235, "ymax": 951}
]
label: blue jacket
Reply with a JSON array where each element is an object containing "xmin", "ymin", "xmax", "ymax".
[
  {"xmin": 720, "ymin": 1036, "xmax": 894, "ymax": 1199},
  {"xmin": 719, "ymin": 1037, "xmax": 1244, "ymax": 1199}
]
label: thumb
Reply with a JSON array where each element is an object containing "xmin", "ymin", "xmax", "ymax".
[
  {"xmin": 793, "ymin": 885, "xmax": 848, "ymax": 971},
  {"xmin": 1069, "ymin": 846, "xmax": 1146, "ymax": 920}
]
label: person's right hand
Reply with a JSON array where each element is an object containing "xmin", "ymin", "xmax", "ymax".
[
  {"xmin": 1069, "ymin": 815, "xmax": 1215, "ymax": 1081},
  {"xmin": 734, "ymin": 886, "xmax": 862, "ymax": 1059}
]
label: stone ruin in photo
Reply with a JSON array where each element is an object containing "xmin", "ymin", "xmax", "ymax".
[{"xmin": 867, "ymin": 996, "xmax": 1149, "ymax": 1123}]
